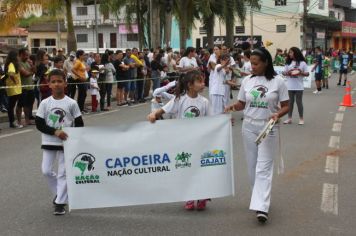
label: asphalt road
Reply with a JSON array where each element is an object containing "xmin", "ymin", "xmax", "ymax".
[{"xmin": 0, "ymin": 73, "xmax": 355, "ymax": 236}]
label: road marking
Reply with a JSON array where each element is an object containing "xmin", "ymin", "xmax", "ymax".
[
  {"xmin": 325, "ymin": 156, "xmax": 339, "ymax": 174},
  {"xmin": 335, "ymin": 113, "xmax": 344, "ymax": 122},
  {"xmin": 338, "ymin": 106, "xmax": 346, "ymax": 112},
  {"xmin": 0, "ymin": 129, "xmax": 34, "ymax": 139},
  {"xmin": 86, "ymin": 109, "xmax": 120, "ymax": 118},
  {"xmin": 332, "ymin": 123, "xmax": 342, "ymax": 132},
  {"xmin": 328, "ymin": 136, "xmax": 340, "ymax": 149},
  {"xmin": 321, "ymin": 183, "xmax": 338, "ymax": 215}
]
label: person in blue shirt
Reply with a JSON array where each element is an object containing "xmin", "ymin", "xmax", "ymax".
[
  {"xmin": 311, "ymin": 46, "xmax": 323, "ymax": 94},
  {"xmin": 337, "ymin": 49, "xmax": 349, "ymax": 86}
]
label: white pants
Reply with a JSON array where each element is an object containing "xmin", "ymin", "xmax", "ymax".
[
  {"xmin": 41, "ymin": 150, "xmax": 68, "ymax": 204},
  {"xmin": 242, "ymin": 119, "xmax": 278, "ymax": 213},
  {"xmin": 210, "ymin": 94, "xmax": 225, "ymax": 115}
]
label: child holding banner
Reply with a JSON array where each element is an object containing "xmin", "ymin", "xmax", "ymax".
[
  {"xmin": 147, "ymin": 70, "xmax": 212, "ymax": 210},
  {"xmin": 35, "ymin": 69, "xmax": 84, "ymax": 215}
]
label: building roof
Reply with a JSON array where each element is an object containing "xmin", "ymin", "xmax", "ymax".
[
  {"xmin": 0, "ymin": 28, "xmax": 28, "ymax": 37},
  {"xmin": 28, "ymin": 21, "xmax": 66, "ymax": 32}
]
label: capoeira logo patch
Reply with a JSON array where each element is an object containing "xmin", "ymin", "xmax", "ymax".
[
  {"xmin": 184, "ymin": 106, "xmax": 200, "ymax": 118},
  {"xmin": 48, "ymin": 108, "xmax": 66, "ymax": 128},
  {"xmin": 249, "ymin": 85, "xmax": 269, "ymax": 109}
]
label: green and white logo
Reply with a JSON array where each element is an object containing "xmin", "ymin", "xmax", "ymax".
[
  {"xmin": 72, "ymin": 153, "xmax": 100, "ymax": 184},
  {"xmin": 175, "ymin": 152, "xmax": 192, "ymax": 169},
  {"xmin": 249, "ymin": 85, "xmax": 269, "ymax": 109}
]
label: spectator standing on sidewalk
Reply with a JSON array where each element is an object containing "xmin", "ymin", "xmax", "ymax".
[
  {"xmin": 3, "ymin": 50, "xmax": 23, "ymax": 128},
  {"xmin": 101, "ymin": 53, "xmax": 116, "ymax": 111},
  {"xmin": 63, "ymin": 51, "xmax": 76, "ymax": 99},
  {"xmin": 311, "ymin": 46, "xmax": 323, "ymax": 94},
  {"xmin": 71, "ymin": 50, "xmax": 89, "ymax": 113},
  {"xmin": 17, "ymin": 48, "xmax": 36, "ymax": 126},
  {"xmin": 0, "ymin": 57, "xmax": 8, "ymax": 113}
]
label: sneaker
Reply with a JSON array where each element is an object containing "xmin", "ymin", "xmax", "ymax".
[
  {"xmin": 312, "ymin": 90, "xmax": 319, "ymax": 94},
  {"xmin": 53, "ymin": 204, "xmax": 66, "ymax": 215},
  {"xmin": 197, "ymin": 199, "xmax": 210, "ymax": 211},
  {"xmin": 298, "ymin": 120, "xmax": 304, "ymax": 125},
  {"xmin": 343, "ymin": 83, "xmax": 346, "ymax": 87},
  {"xmin": 337, "ymin": 82, "xmax": 341, "ymax": 86},
  {"xmin": 283, "ymin": 119, "xmax": 292, "ymax": 124},
  {"xmin": 10, "ymin": 123, "xmax": 23, "ymax": 129},
  {"xmin": 185, "ymin": 201, "xmax": 195, "ymax": 210},
  {"xmin": 256, "ymin": 211, "xmax": 268, "ymax": 223},
  {"xmin": 81, "ymin": 110, "xmax": 90, "ymax": 115},
  {"xmin": 1, "ymin": 107, "xmax": 7, "ymax": 113}
]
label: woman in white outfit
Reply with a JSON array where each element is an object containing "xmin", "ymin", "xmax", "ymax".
[{"xmin": 225, "ymin": 47, "xmax": 289, "ymax": 223}]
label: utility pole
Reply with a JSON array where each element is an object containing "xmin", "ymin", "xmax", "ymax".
[
  {"xmin": 250, "ymin": 8, "xmax": 254, "ymax": 49},
  {"xmin": 94, "ymin": 0, "xmax": 99, "ymax": 53},
  {"xmin": 303, "ymin": 0, "xmax": 308, "ymax": 50}
]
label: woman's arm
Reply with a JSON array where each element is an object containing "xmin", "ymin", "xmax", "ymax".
[{"xmin": 224, "ymin": 100, "xmax": 246, "ymax": 113}]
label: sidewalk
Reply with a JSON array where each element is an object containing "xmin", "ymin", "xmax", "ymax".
[{"xmin": 0, "ymin": 86, "xmax": 120, "ymax": 124}]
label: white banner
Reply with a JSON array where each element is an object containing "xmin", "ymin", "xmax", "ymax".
[
  {"xmin": 274, "ymin": 66, "xmax": 314, "ymax": 88},
  {"xmin": 63, "ymin": 115, "xmax": 234, "ymax": 211}
]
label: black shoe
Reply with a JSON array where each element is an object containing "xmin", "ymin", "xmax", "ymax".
[
  {"xmin": 337, "ymin": 82, "xmax": 341, "ymax": 86},
  {"xmin": 256, "ymin": 211, "xmax": 268, "ymax": 223},
  {"xmin": 53, "ymin": 204, "xmax": 66, "ymax": 215},
  {"xmin": 343, "ymin": 83, "xmax": 346, "ymax": 86},
  {"xmin": 326, "ymin": 85, "xmax": 329, "ymax": 89}
]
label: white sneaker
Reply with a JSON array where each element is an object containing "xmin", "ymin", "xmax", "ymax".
[{"xmin": 313, "ymin": 90, "xmax": 318, "ymax": 94}]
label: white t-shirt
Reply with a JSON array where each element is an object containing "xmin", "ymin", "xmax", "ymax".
[
  {"xmin": 284, "ymin": 61, "xmax": 308, "ymax": 91},
  {"xmin": 210, "ymin": 64, "xmax": 229, "ymax": 96},
  {"xmin": 178, "ymin": 57, "xmax": 198, "ymax": 69},
  {"xmin": 162, "ymin": 94, "xmax": 211, "ymax": 119},
  {"xmin": 36, "ymin": 96, "xmax": 82, "ymax": 146},
  {"xmin": 242, "ymin": 61, "xmax": 252, "ymax": 74},
  {"xmin": 238, "ymin": 75, "xmax": 289, "ymax": 120},
  {"xmin": 90, "ymin": 77, "xmax": 99, "ymax": 95}
]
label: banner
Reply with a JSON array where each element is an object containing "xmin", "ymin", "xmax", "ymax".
[
  {"xmin": 63, "ymin": 115, "xmax": 234, "ymax": 211},
  {"xmin": 274, "ymin": 66, "xmax": 314, "ymax": 88}
]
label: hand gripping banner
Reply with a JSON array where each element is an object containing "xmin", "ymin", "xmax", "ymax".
[{"xmin": 63, "ymin": 115, "xmax": 234, "ymax": 211}]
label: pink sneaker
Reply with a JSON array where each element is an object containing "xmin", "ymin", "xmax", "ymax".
[
  {"xmin": 197, "ymin": 199, "xmax": 210, "ymax": 210},
  {"xmin": 185, "ymin": 201, "xmax": 195, "ymax": 210}
]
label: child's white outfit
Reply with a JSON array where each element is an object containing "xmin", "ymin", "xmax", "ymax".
[
  {"xmin": 151, "ymin": 80, "xmax": 176, "ymax": 114},
  {"xmin": 36, "ymin": 96, "xmax": 82, "ymax": 204},
  {"xmin": 162, "ymin": 93, "xmax": 211, "ymax": 118},
  {"xmin": 210, "ymin": 64, "xmax": 230, "ymax": 115}
]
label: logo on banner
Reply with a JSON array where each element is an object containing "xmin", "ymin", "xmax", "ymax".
[
  {"xmin": 175, "ymin": 152, "xmax": 192, "ymax": 169},
  {"xmin": 73, "ymin": 153, "xmax": 100, "ymax": 184},
  {"xmin": 201, "ymin": 150, "xmax": 227, "ymax": 167}
]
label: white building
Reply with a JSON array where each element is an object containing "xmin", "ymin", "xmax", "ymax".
[{"xmin": 70, "ymin": 1, "xmax": 139, "ymax": 52}]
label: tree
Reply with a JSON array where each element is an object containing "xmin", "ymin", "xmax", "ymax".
[{"xmin": 222, "ymin": 0, "xmax": 260, "ymax": 48}]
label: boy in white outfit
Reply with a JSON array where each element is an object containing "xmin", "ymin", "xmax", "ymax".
[{"xmin": 35, "ymin": 69, "xmax": 84, "ymax": 215}]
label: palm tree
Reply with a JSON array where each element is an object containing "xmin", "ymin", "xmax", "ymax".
[
  {"xmin": 0, "ymin": 0, "xmax": 77, "ymax": 52},
  {"xmin": 222, "ymin": 0, "xmax": 260, "ymax": 48}
]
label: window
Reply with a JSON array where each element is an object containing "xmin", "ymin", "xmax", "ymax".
[
  {"xmin": 8, "ymin": 38, "xmax": 18, "ymax": 45},
  {"xmin": 127, "ymin": 34, "xmax": 138, "ymax": 41},
  {"xmin": 77, "ymin": 34, "xmax": 88, "ymax": 43},
  {"xmin": 275, "ymin": 0, "xmax": 286, "ymax": 6},
  {"xmin": 199, "ymin": 27, "xmax": 207, "ymax": 35},
  {"xmin": 76, "ymin": 7, "xmax": 88, "ymax": 16},
  {"xmin": 110, "ymin": 33, "xmax": 117, "ymax": 48},
  {"xmin": 276, "ymin": 24, "xmax": 286, "ymax": 33},
  {"xmin": 45, "ymin": 39, "xmax": 56, "ymax": 46},
  {"xmin": 329, "ymin": 11, "xmax": 335, "ymax": 18},
  {"xmin": 318, "ymin": 0, "xmax": 324, "ymax": 10},
  {"xmin": 235, "ymin": 26, "xmax": 245, "ymax": 34},
  {"xmin": 33, "ymin": 39, "xmax": 40, "ymax": 47}
]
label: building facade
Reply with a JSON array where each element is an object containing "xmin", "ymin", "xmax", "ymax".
[{"xmin": 70, "ymin": 1, "xmax": 139, "ymax": 52}]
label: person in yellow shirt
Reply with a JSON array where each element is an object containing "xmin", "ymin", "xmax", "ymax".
[
  {"xmin": 3, "ymin": 50, "xmax": 23, "ymax": 128},
  {"xmin": 71, "ymin": 50, "xmax": 88, "ymax": 113}
]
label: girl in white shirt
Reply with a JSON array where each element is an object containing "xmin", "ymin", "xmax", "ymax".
[
  {"xmin": 90, "ymin": 70, "xmax": 100, "ymax": 112},
  {"xmin": 147, "ymin": 70, "xmax": 212, "ymax": 210},
  {"xmin": 225, "ymin": 47, "xmax": 289, "ymax": 223},
  {"xmin": 282, "ymin": 47, "xmax": 309, "ymax": 125}
]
